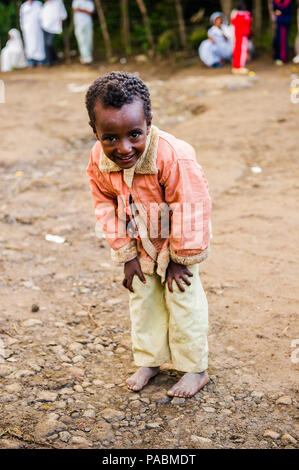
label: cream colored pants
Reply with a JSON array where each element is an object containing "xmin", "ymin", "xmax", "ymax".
[{"xmin": 129, "ymin": 263, "xmax": 208, "ymax": 373}]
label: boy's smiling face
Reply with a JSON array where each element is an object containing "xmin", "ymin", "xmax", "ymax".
[{"xmin": 93, "ymin": 98, "xmax": 151, "ymax": 169}]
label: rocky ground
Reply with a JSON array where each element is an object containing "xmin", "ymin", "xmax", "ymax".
[{"xmin": 0, "ymin": 58, "xmax": 298, "ymax": 449}]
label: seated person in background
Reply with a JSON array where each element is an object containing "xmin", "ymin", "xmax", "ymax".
[
  {"xmin": 1, "ymin": 29, "xmax": 28, "ymax": 72},
  {"xmin": 198, "ymin": 12, "xmax": 232, "ymax": 68}
]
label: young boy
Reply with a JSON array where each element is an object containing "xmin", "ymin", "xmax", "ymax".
[
  {"xmin": 231, "ymin": 1, "xmax": 252, "ymax": 74},
  {"xmin": 85, "ymin": 72, "xmax": 211, "ymax": 398}
]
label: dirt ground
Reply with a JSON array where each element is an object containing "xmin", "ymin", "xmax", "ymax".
[{"xmin": 0, "ymin": 58, "xmax": 298, "ymax": 449}]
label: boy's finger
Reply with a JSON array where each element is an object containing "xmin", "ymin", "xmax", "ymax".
[
  {"xmin": 137, "ymin": 269, "xmax": 146, "ymax": 284},
  {"xmin": 185, "ymin": 268, "xmax": 193, "ymax": 277},
  {"xmin": 181, "ymin": 275, "xmax": 191, "ymax": 286},
  {"xmin": 175, "ymin": 276, "xmax": 185, "ymax": 292},
  {"xmin": 127, "ymin": 276, "xmax": 134, "ymax": 293},
  {"xmin": 167, "ymin": 276, "xmax": 174, "ymax": 293}
]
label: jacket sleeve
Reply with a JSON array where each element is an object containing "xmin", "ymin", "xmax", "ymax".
[
  {"xmin": 86, "ymin": 157, "xmax": 137, "ymax": 264},
  {"xmin": 163, "ymin": 158, "xmax": 211, "ymax": 265}
]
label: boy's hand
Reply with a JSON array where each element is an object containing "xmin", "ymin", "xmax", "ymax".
[
  {"xmin": 166, "ymin": 260, "xmax": 193, "ymax": 293},
  {"xmin": 123, "ymin": 257, "xmax": 146, "ymax": 293}
]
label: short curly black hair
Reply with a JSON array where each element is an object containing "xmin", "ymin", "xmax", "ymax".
[{"xmin": 85, "ymin": 71, "xmax": 152, "ymax": 132}]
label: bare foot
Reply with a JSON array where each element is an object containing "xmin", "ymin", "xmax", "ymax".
[
  {"xmin": 167, "ymin": 371, "xmax": 209, "ymax": 398},
  {"xmin": 126, "ymin": 366, "xmax": 160, "ymax": 392}
]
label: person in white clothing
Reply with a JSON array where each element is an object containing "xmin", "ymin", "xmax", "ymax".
[
  {"xmin": 72, "ymin": 0, "xmax": 95, "ymax": 64},
  {"xmin": 199, "ymin": 12, "xmax": 232, "ymax": 67},
  {"xmin": 41, "ymin": 0, "xmax": 68, "ymax": 66},
  {"xmin": 20, "ymin": 0, "xmax": 45, "ymax": 67},
  {"xmin": 1, "ymin": 29, "xmax": 28, "ymax": 72}
]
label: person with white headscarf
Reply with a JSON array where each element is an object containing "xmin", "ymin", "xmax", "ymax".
[
  {"xmin": 1, "ymin": 29, "xmax": 28, "ymax": 72},
  {"xmin": 20, "ymin": 0, "xmax": 45, "ymax": 67},
  {"xmin": 72, "ymin": 0, "xmax": 95, "ymax": 64},
  {"xmin": 41, "ymin": 0, "xmax": 68, "ymax": 66},
  {"xmin": 199, "ymin": 12, "xmax": 233, "ymax": 67}
]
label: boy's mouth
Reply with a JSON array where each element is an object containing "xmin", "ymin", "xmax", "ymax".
[{"xmin": 115, "ymin": 154, "xmax": 136, "ymax": 163}]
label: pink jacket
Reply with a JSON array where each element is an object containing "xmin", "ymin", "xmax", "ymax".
[{"xmin": 86, "ymin": 125, "xmax": 211, "ymax": 281}]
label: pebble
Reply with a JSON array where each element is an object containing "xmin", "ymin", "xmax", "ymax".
[
  {"xmin": 0, "ymin": 365, "xmax": 12, "ymax": 377},
  {"xmin": 251, "ymin": 391, "xmax": 264, "ymax": 399},
  {"xmin": 69, "ymin": 436, "xmax": 91, "ymax": 447},
  {"xmin": 36, "ymin": 391, "xmax": 58, "ymax": 402},
  {"xmin": 171, "ymin": 397, "xmax": 185, "ymax": 404},
  {"xmin": 90, "ymin": 422, "xmax": 114, "ymax": 442},
  {"xmin": 101, "ymin": 408, "xmax": 126, "ymax": 423},
  {"xmin": 34, "ymin": 417, "xmax": 67, "ymax": 440},
  {"xmin": 68, "ymin": 367, "xmax": 85, "ymax": 378},
  {"xmin": 83, "ymin": 409, "xmax": 96, "ymax": 418},
  {"xmin": 6, "ymin": 383, "xmax": 21, "ymax": 393},
  {"xmin": 190, "ymin": 435, "xmax": 212, "ymax": 445},
  {"xmin": 10, "ymin": 369, "xmax": 34, "ymax": 379},
  {"xmin": 263, "ymin": 430, "xmax": 281, "ymax": 440},
  {"xmin": 151, "ymin": 392, "xmax": 171, "ymax": 404},
  {"xmin": 59, "ymin": 431, "xmax": 71, "ymax": 442},
  {"xmin": 73, "ymin": 385, "xmax": 83, "ymax": 393},
  {"xmin": 92, "ymin": 379, "xmax": 104, "ymax": 386},
  {"xmin": 0, "ymin": 393, "xmax": 16, "ymax": 403},
  {"xmin": 22, "ymin": 318, "xmax": 43, "ymax": 327},
  {"xmin": 281, "ymin": 433, "xmax": 297, "ymax": 445},
  {"xmin": 72, "ymin": 355, "xmax": 84, "ymax": 363},
  {"xmin": 146, "ymin": 422, "xmax": 161, "ymax": 429},
  {"xmin": 276, "ymin": 396, "xmax": 292, "ymax": 405},
  {"xmin": 202, "ymin": 407, "xmax": 216, "ymax": 413}
]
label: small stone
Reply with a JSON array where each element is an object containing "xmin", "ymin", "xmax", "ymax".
[
  {"xmin": 68, "ymin": 367, "xmax": 85, "ymax": 378},
  {"xmin": 146, "ymin": 422, "xmax": 161, "ymax": 429},
  {"xmin": 101, "ymin": 408, "xmax": 125, "ymax": 423},
  {"xmin": 0, "ymin": 393, "xmax": 16, "ymax": 403},
  {"xmin": 90, "ymin": 422, "xmax": 114, "ymax": 442},
  {"xmin": 0, "ymin": 439, "xmax": 24, "ymax": 449},
  {"xmin": 10, "ymin": 369, "xmax": 34, "ymax": 379},
  {"xmin": 59, "ymin": 431, "xmax": 71, "ymax": 442},
  {"xmin": 251, "ymin": 391, "xmax": 264, "ymax": 399},
  {"xmin": 0, "ymin": 365, "xmax": 12, "ymax": 377},
  {"xmin": 36, "ymin": 391, "xmax": 58, "ymax": 402},
  {"xmin": 281, "ymin": 434, "xmax": 297, "ymax": 445},
  {"xmin": 152, "ymin": 392, "xmax": 171, "ymax": 404},
  {"xmin": 104, "ymin": 383, "xmax": 115, "ymax": 389},
  {"xmin": 171, "ymin": 397, "xmax": 185, "ymax": 404},
  {"xmin": 6, "ymin": 383, "xmax": 21, "ymax": 393},
  {"xmin": 22, "ymin": 318, "xmax": 42, "ymax": 327},
  {"xmin": 31, "ymin": 304, "xmax": 40, "ymax": 312},
  {"xmin": 34, "ymin": 418, "xmax": 67, "ymax": 440},
  {"xmin": 202, "ymin": 407, "xmax": 216, "ymax": 413},
  {"xmin": 263, "ymin": 430, "xmax": 281, "ymax": 440},
  {"xmin": 69, "ymin": 342, "xmax": 83, "ymax": 353},
  {"xmin": 55, "ymin": 401, "xmax": 67, "ymax": 409},
  {"xmin": 69, "ymin": 436, "xmax": 91, "ymax": 448},
  {"xmin": 190, "ymin": 435, "xmax": 212, "ymax": 445},
  {"xmin": 276, "ymin": 396, "xmax": 292, "ymax": 405},
  {"xmin": 93, "ymin": 379, "xmax": 104, "ymax": 386},
  {"xmin": 72, "ymin": 355, "xmax": 84, "ymax": 363},
  {"xmin": 83, "ymin": 409, "xmax": 96, "ymax": 418},
  {"xmin": 73, "ymin": 385, "xmax": 83, "ymax": 393}
]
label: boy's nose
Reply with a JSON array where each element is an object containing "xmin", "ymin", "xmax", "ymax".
[{"xmin": 118, "ymin": 138, "xmax": 132, "ymax": 154}]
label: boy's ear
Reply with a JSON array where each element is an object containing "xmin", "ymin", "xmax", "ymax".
[{"xmin": 89, "ymin": 120, "xmax": 98, "ymax": 138}]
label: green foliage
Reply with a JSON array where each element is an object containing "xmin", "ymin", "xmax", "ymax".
[
  {"xmin": 0, "ymin": 2, "xmax": 19, "ymax": 49},
  {"xmin": 188, "ymin": 27, "xmax": 208, "ymax": 50},
  {"xmin": 156, "ymin": 29, "xmax": 179, "ymax": 55}
]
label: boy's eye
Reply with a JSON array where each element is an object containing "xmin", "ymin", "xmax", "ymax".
[
  {"xmin": 130, "ymin": 131, "xmax": 141, "ymax": 139},
  {"xmin": 104, "ymin": 136, "xmax": 117, "ymax": 143}
]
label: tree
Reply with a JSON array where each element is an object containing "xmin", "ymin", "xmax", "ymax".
[
  {"xmin": 135, "ymin": 0, "xmax": 154, "ymax": 53},
  {"xmin": 94, "ymin": 0, "xmax": 112, "ymax": 59},
  {"xmin": 253, "ymin": 0, "xmax": 262, "ymax": 44},
  {"xmin": 220, "ymin": 0, "xmax": 232, "ymax": 20},
  {"xmin": 121, "ymin": 0, "xmax": 131, "ymax": 54},
  {"xmin": 175, "ymin": 0, "xmax": 187, "ymax": 49},
  {"xmin": 295, "ymin": 0, "xmax": 299, "ymax": 55}
]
